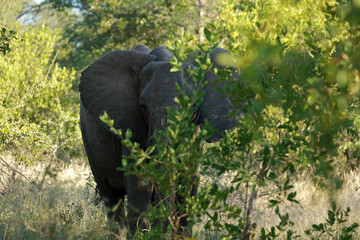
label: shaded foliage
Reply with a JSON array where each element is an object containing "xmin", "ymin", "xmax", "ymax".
[
  {"xmin": 0, "ymin": 27, "xmax": 17, "ymax": 55},
  {"xmin": 44, "ymin": 0, "xmax": 219, "ymax": 71}
]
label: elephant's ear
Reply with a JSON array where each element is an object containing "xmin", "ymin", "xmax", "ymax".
[
  {"xmin": 200, "ymin": 48, "xmax": 240, "ymax": 143},
  {"xmin": 80, "ymin": 50, "xmax": 156, "ymax": 139}
]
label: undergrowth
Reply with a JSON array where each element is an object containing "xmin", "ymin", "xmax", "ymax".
[{"xmin": 1, "ymin": 160, "xmax": 359, "ymax": 239}]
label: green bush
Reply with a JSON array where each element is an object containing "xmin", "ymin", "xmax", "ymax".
[
  {"xmin": 99, "ymin": 0, "xmax": 360, "ymax": 238},
  {"xmin": 216, "ymin": 0, "xmax": 349, "ymax": 56},
  {"xmin": 0, "ymin": 24, "xmax": 81, "ymax": 164}
]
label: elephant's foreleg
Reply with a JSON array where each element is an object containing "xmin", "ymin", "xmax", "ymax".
[{"xmin": 126, "ymin": 174, "xmax": 153, "ymax": 231}]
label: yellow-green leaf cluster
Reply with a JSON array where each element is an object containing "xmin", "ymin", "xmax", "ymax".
[
  {"xmin": 0, "ymin": 24, "xmax": 80, "ymax": 163},
  {"xmin": 217, "ymin": 0, "xmax": 349, "ymax": 55}
]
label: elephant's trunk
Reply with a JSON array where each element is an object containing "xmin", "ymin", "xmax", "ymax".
[{"xmin": 146, "ymin": 109, "xmax": 170, "ymax": 147}]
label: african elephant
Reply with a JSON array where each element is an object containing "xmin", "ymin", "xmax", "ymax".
[{"xmin": 79, "ymin": 45, "xmax": 238, "ymax": 233}]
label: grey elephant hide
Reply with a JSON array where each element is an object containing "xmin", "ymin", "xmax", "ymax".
[{"xmin": 79, "ymin": 45, "xmax": 240, "ymax": 233}]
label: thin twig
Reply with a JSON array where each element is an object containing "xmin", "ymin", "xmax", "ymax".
[
  {"xmin": 243, "ymin": 163, "xmax": 270, "ymax": 239},
  {"xmin": 38, "ymin": 144, "xmax": 58, "ymax": 190},
  {"xmin": 0, "ymin": 154, "xmax": 28, "ymax": 179},
  {"xmin": 44, "ymin": 49, "xmax": 59, "ymax": 82}
]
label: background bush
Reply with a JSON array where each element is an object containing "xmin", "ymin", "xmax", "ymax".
[{"xmin": 0, "ymin": 23, "xmax": 81, "ymax": 164}]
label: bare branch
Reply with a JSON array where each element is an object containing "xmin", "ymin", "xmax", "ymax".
[
  {"xmin": 242, "ymin": 160, "xmax": 270, "ymax": 239},
  {"xmin": 0, "ymin": 154, "xmax": 28, "ymax": 179}
]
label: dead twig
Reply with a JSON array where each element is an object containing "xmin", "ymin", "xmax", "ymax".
[
  {"xmin": 0, "ymin": 154, "xmax": 28, "ymax": 180},
  {"xmin": 243, "ymin": 162, "xmax": 270, "ymax": 239},
  {"xmin": 38, "ymin": 144, "xmax": 58, "ymax": 190}
]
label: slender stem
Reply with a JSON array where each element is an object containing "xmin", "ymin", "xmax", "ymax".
[{"xmin": 0, "ymin": 154, "xmax": 28, "ymax": 179}]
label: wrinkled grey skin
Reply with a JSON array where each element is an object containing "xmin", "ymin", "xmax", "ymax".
[{"xmin": 79, "ymin": 45, "xmax": 239, "ymax": 232}]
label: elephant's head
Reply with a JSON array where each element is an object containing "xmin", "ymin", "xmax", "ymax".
[{"xmin": 79, "ymin": 45, "xmax": 238, "ymax": 148}]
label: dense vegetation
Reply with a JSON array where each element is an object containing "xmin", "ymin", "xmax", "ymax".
[{"xmin": 1, "ymin": 0, "xmax": 360, "ymax": 239}]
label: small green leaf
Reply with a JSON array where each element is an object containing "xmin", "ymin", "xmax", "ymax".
[
  {"xmin": 268, "ymin": 172, "xmax": 277, "ymax": 180},
  {"xmin": 126, "ymin": 129, "xmax": 132, "ymax": 139},
  {"xmin": 269, "ymin": 199, "xmax": 280, "ymax": 207},
  {"xmin": 287, "ymin": 192, "xmax": 299, "ymax": 203},
  {"xmin": 204, "ymin": 27, "xmax": 211, "ymax": 42},
  {"xmin": 327, "ymin": 210, "xmax": 335, "ymax": 225},
  {"xmin": 145, "ymin": 146, "xmax": 155, "ymax": 155},
  {"xmin": 170, "ymin": 65, "xmax": 181, "ymax": 72}
]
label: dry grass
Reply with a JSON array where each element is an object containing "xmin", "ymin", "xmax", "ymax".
[
  {"xmin": 0, "ymin": 156, "xmax": 114, "ymax": 239},
  {"xmin": 1, "ymin": 156, "xmax": 360, "ymax": 239},
  {"xmin": 251, "ymin": 170, "xmax": 360, "ymax": 238},
  {"xmin": 199, "ymin": 169, "xmax": 360, "ymax": 239}
]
